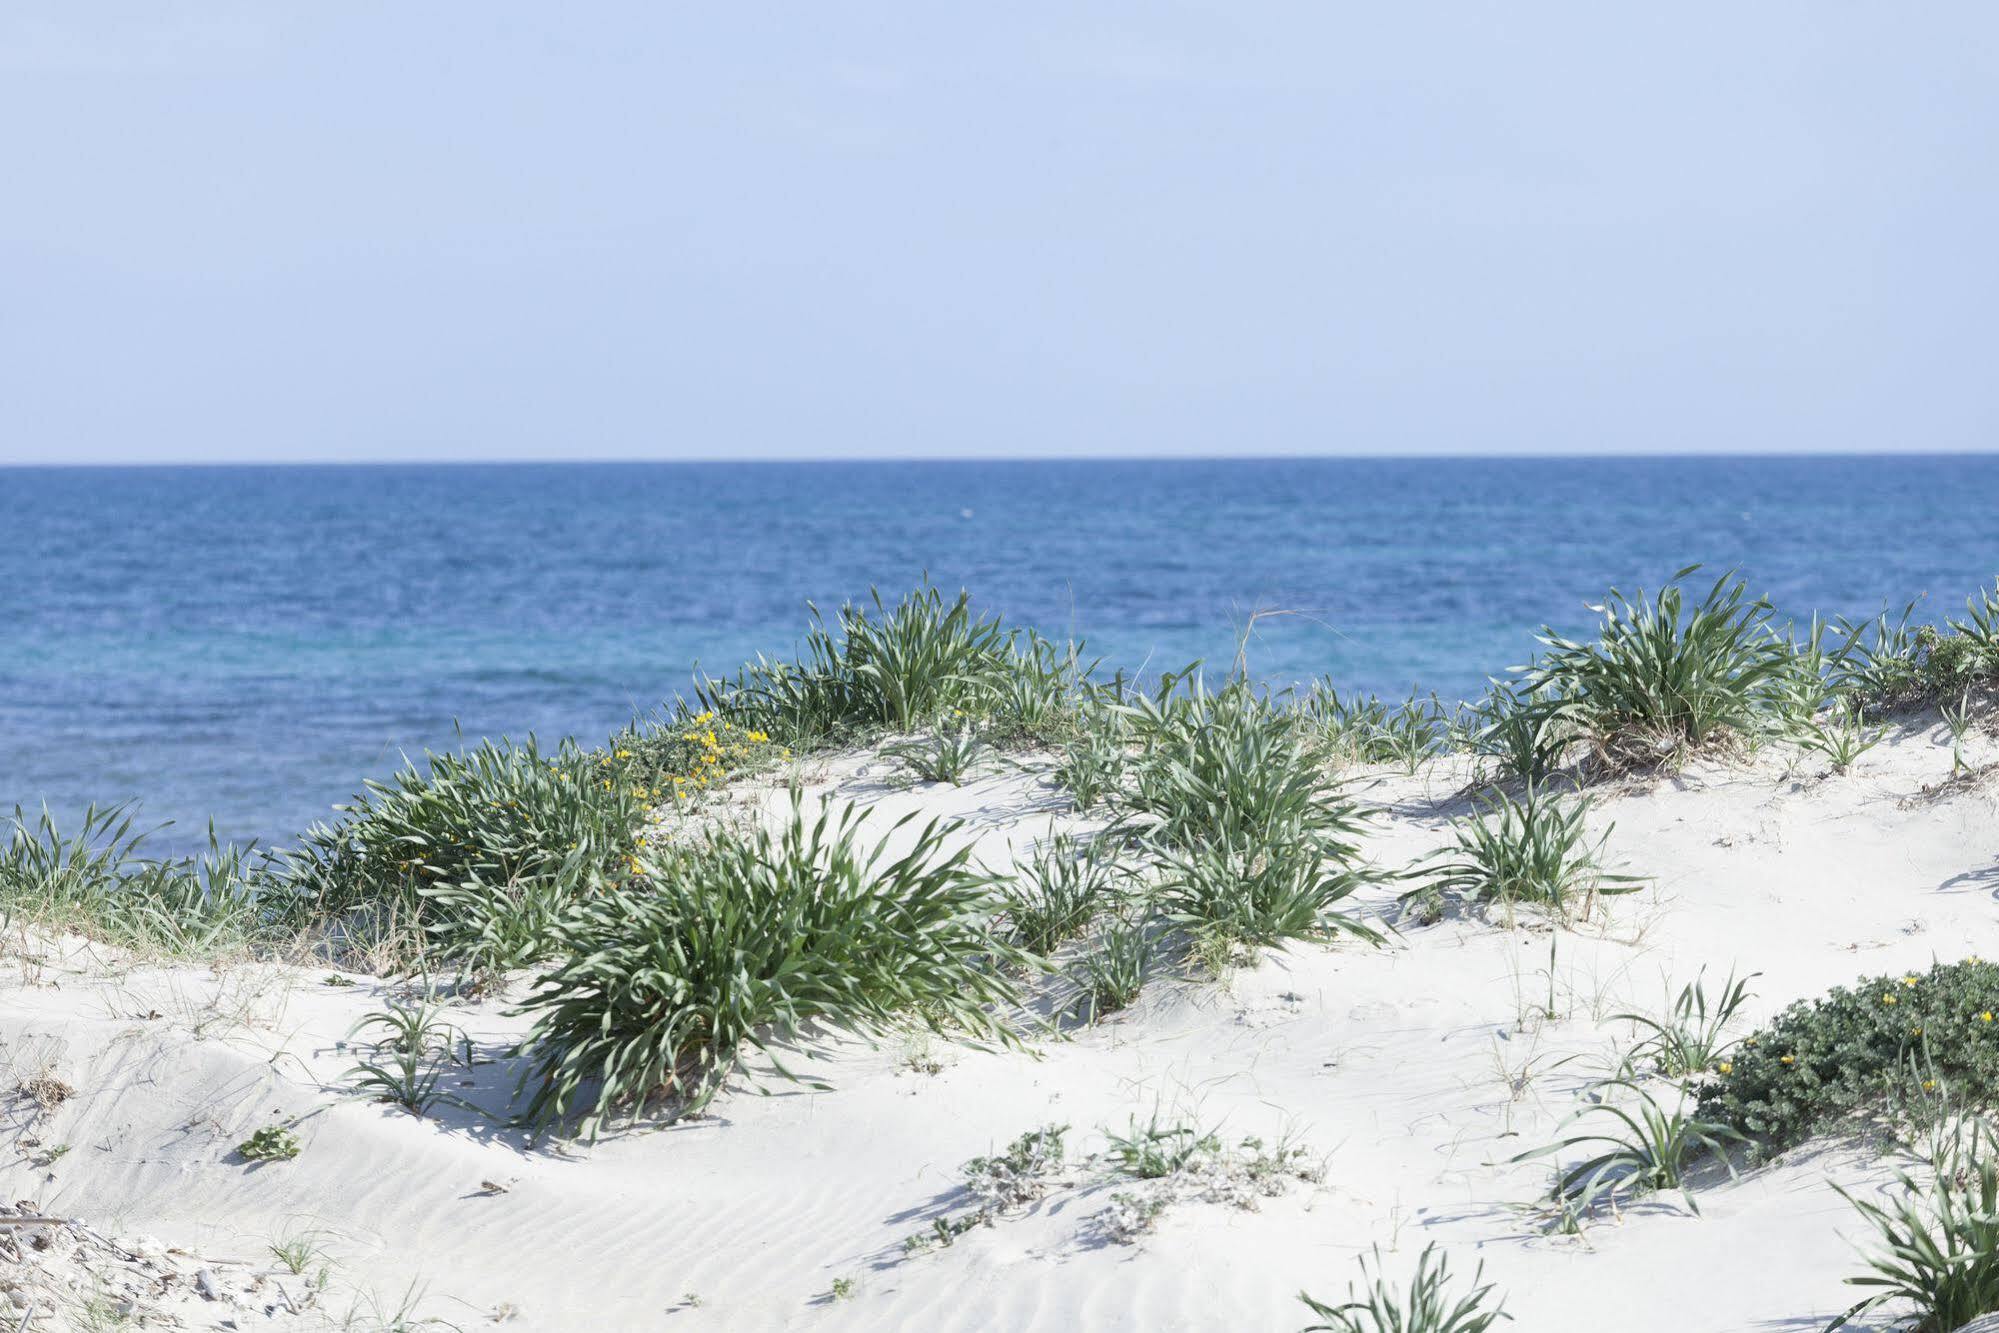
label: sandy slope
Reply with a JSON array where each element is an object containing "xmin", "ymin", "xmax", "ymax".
[{"xmin": 3, "ymin": 721, "xmax": 1996, "ymax": 1331}]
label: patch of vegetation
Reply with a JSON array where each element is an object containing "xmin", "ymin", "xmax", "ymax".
[
  {"xmin": 1304, "ymin": 684, "xmax": 1450, "ymax": 772},
  {"xmin": 0, "ymin": 804, "xmax": 279, "ymax": 958},
  {"xmin": 1459, "ymin": 682, "xmax": 1569, "ymax": 785},
  {"xmin": 1092, "ymin": 1117, "xmax": 1320, "ymax": 1243},
  {"xmin": 1118, "ymin": 675, "xmax": 1381, "ymax": 958},
  {"xmin": 1829, "ymin": 1117, "xmax": 1999, "ymax": 1332},
  {"xmin": 1416, "ymin": 786, "xmax": 1640, "ymax": 919},
  {"xmin": 1299, "ymin": 1243, "xmax": 1511, "ymax": 1333},
  {"xmin": 885, "ymin": 722, "xmax": 988, "ymax": 786},
  {"xmin": 281, "ymin": 735, "xmax": 642, "ymax": 973},
  {"xmin": 1121, "ymin": 677, "xmax": 1363, "ymax": 853},
  {"xmin": 1840, "ymin": 582, "xmax": 1999, "ymax": 709},
  {"xmin": 1518, "ymin": 1079, "xmax": 1742, "ymax": 1223},
  {"xmin": 1104, "ymin": 1112, "xmax": 1222, "ymax": 1180},
  {"xmin": 346, "ymin": 989, "xmax": 473, "ymax": 1116},
  {"xmin": 962, "ymin": 1124, "xmax": 1070, "ymax": 1212},
  {"xmin": 604, "ymin": 710, "xmax": 786, "ymax": 804},
  {"xmin": 693, "ymin": 583, "xmax": 1053, "ymax": 744},
  {"xmin": 1699, "ymin": 958, "xmax": 1999, "ymax": 1154},
  {"xmin": 237, "ymin": 1125, "xmax": 302, "ymax": 1162},
  {"xmin": 1523, "ymin": 566, "xmax": 1797, "ymax": 771},
  {"xmin": 1153, "ymin": 827, "xmax": 1379, "ymax": 957},
  {"xmin": 1000, "ymin": 832, "xmax": 1124, "ymax": 957},
  {"xmin": 1615, "ymin": 969, "xmax": 1756, "ymax": 1082},
  {"xmin": 1075, "ymin": 917, "xmax": 1153, "ymax": 1020},
  {"xmin": 1052, "ymin": 708, "xmax": 1129, "ymax": 812},
  {"xmin": 512, "ymin": 799, "xmax": 1026, "ymax": 1140},
  {"xmin": 1790, "ymin": 697, "xmax": 1886, "ymax": 773}
]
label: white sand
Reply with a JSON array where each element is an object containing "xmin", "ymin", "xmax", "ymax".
[{"xmin": 4, "ymin": 721, "xmax": 1996, "ymax": 1330}]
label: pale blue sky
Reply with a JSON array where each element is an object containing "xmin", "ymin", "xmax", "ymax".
[{"xmin": 4, "ymin": 4, "xmax": 1996, "ymax": 464}]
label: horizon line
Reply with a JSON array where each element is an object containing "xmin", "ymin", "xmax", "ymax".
[{"xmin": 6, "ymin": 447, "xmax": 1999, "ymax": 470}]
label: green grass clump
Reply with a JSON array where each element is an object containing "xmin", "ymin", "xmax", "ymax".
[
  {"xmin": 1518, "ymin": 1078, "xmax": 1742, "ymax": 1221},
  {"xmin": 1839, "ymin": 583, "xmax": 1999, "ymax": 709},
  {"xmin": 281, "ymin": 735, "xmax": 641, "ymax": 973},
  {"xmin": 1459, "ymin": 683, "xmax": 1570, "ymax": 784},
  {"xmin": 1000, "ymin": 832, "xmax": 1124, "ymax": 957},
  {"xmin": 0, "ymin": 804, "xmax": 282, "ymax": 958},
  {"xmin": 1299, "ymin": 1243, "xmax": 1510, "ymax": 1333},
  {"xmin": 1830, "ymin": 1119, "xmax": 1999, "ymax": 1333},
  {"xmin": 694, "ymin": 583, "xmax": 1085, "ymax": 746},
  {"xmin": 1614, "ymin": 969, "xmax": 1756, "ymax": 1082},
  {"xmin": 1154, "ymin": 827, "xmax": 1379, "ymax": 957},
  {"xmin": 1122, "ymin": 677, "xmax": 1362, "ymax": 852},
  {"xmin": 1524, "ymin": 566, "xmax": 1797, "ymax": 771},
  {"xmin": 1075, "ymin": 917, "xmax": 1153, "ymax": 1020},
  {"xmin": 1052, "ymin": 708, "xmax": 1129, "ymax": 812},
  {"xmin": 1699, "ymin": 958, "xmax": 1999, "ymax": 1153},
  {"xmin": 1416, "ymin": 786, "xmax": 1640, "ymax": 919},
  {"xmin": 345, "ymin": 989, "xmax": 472, "ymax": 1116},
  {"xmin": 885, "ymin": 722, "xmax": 989, "ymax": 786},
  {"xmin": 512, "ymin": 798, "xmax": 1026, "ymax": 1140},
  {"xmin": 1103, "ymin": 1111, "xmax": 1222, "ymax": 1179},
  {"xmin": 1119, "ymin": 676, "xmax": 1380, "ymax": 958},
  {"xmin": 1303, "ymin": 685, "xmax": 1450, "ymax": 772}
]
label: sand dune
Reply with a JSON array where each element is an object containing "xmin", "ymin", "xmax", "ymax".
[{"xmin": 4, "ymin": 721, "xmax": 1996, "ymax": 1330}]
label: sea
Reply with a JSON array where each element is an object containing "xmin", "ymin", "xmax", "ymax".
[{"xmin": 4, "ymin": 456, "xmax": 1996, "ymax": 856}]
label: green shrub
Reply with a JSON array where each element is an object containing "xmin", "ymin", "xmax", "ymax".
[
  {"xmin": 237, "ymin": 1125, "xmax": 301, "ymax": 1162},
  {"xmin": 1838, "ymin": 583, "xmax": 1999, "ymax": 709},
  {"xmin": 280, "ymin": 736, "xmax": 641, "ymax": 972},
  {"xmin": 1416, "ymin": 786, "xmax": 1639, "ymax": 919},
  {"xmin": 512, "ymin": 799, "xmax": 1026, "ymax": 1140},
  {"xmin": 1525, "ymin": 567, "xmax": 1798, "ymax": 770},
  {"xmin": 1299, "ymin": 1243, "xmax": 1510, "ymax": 1333},
  {"xmin": 1699, "ymin": 958, "xmax": 1999, "ymax": 1153}
]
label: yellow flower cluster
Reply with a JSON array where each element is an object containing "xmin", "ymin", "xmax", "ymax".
[{"xmin": 654, "ymin": 714, "xmax": 786, "ymax": 802}]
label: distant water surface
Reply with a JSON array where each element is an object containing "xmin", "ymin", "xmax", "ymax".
[{"xmin": 4, "ymin": 457, "xmax": 1997, "ymax": 854}]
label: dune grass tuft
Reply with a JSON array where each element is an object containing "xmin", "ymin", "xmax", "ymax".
[
  {"xmin": 1524, "ymin": 566, "xmax": 1797, "ymax": 771},
  {"xmin": 511, "ymin": 798, "xmax": 1026, "ymax": 1140},
  {"xmin": 1299, "ymin": 1243, "xmax": 1511, "ymax": 1333}
]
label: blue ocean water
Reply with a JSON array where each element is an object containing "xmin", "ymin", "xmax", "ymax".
[{"xmin": 4, "ymin": 457, "xmax": 1997, "ymax": 856}]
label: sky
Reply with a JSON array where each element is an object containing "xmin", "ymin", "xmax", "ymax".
[{"xmin": 3, "ymin": 4, "xmax": 1996, "ymax": 464}]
